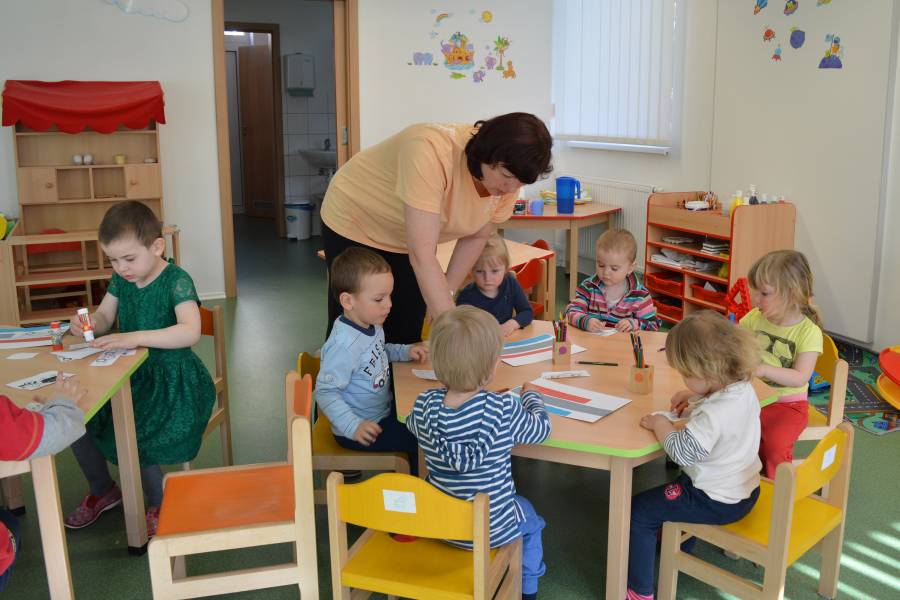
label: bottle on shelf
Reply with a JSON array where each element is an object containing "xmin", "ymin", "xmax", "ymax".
[
  {"xmin": 730, "ymin": 189, "xmax": 743, "ymax": 215},
  {"xmin": 748, "ymin": 184, "xmax": 759, "ymax": 205}
]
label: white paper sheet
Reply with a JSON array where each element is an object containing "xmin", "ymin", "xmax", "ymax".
[
  {"xmin": 5, "ymin": 352, "xmax": 38, "ymax": 360},
  {"xmin": 501, "ymin": 344, "xmax": 586, "ymax": 367},
  {"xmin": 53, "ymin": 347, "xmax": 104, "ymax": 362},
  {"xmin": 412, "ymin": 369, "xmax": 438, "ymax": 381},
  {"xmin": 7, "ymin": 371, "xmax": 75, "ymax": 391},
  {"xmin": 90, "ymin": 348, "xmax": 136, "ymax": 367},
  {"xmin": 540, "ymin": 370, "xmax": 590, "ymax": 379}
]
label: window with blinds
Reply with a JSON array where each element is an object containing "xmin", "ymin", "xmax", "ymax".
[{"xmin": 552, "ymin": 0, "xmax": 681, "ymax": 153}]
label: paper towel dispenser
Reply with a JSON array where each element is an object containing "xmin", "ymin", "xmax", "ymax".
[{"xmin": 285, "ymin": 52, "xmax": 315, "ymax": 97}]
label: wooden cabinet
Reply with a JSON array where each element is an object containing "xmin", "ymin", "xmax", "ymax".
[
  {"xmin": 644, "ymin": 192, "xmax": 795, "ymax": 324},
  {"xmin": 0, "ymin": 122, "xmax": 170, "ymax": 325}
]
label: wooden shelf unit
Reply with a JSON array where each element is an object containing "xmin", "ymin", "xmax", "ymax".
[
  {"xmin": 644, "ymin": 191, "xmax": 795, "ymax": 323},
  {"xmin": 1, "ymin": 121, "xmax": 174, "ymax": 325},
  {"xmin": 0, "ymin": 223, "xmax": 180, "ymax": 325}
]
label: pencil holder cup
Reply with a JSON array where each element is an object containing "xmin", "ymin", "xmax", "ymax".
[
  {"xmin": 627, "ymin": 365, "xmax": 654, "ymax": 394},
  {"xmin": 552, "ymin": 340, "xmax": 572, "ymax": 366}
]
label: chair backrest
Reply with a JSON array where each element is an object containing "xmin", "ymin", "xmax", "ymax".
[
  {"xmin": 816, "ymin": 334, "xmax": 848, "ymax": 426},
  {"xmin": 531, "ymin": 238, "xmax": 551, "ymax": 251},
  {"xmin": 514, "ymin": 258, "xmax": 543, "ymax": 290},
  {"xmin": 297, "ymin": 351, "xmax": 321, "ymax": 387},
  {"xmin": 285, "ymin": 371, "xmax": 314, "ymax": 460},
  {"xmin": 792, "ymin": 423, "xmax": 851, "ymax": 500},
  {"xmin": 330, "ymin": 472, "xmax": 484, "ymax": 542},
  {"xmin": 199, "ymin": 305, "xmax": 226, "ymax": 384},
  {"xmin": 815, "ymin": 334, "xmax": 840, "ymax": 386},
  {"xmin": 286, "ymin": 373, "xmax": 318, "ymax": 580}
]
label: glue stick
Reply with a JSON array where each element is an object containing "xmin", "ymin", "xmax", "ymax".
[{"xmin": 77, "ymin": 307, "xmax": 95, "ymax": 342}]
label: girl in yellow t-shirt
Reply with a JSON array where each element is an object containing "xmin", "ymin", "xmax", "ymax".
[{"xmin": 739, "ymin": 250, "xmax": 823, "ymax": 477}]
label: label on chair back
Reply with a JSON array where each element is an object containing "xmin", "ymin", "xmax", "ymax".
[
  {"xmin": 383, "ymin": 490, "xmax": 417, "ymax": 513},
  {"xmin": 821, "ymin": 445, "xmax": 837, "ymax": 470}
]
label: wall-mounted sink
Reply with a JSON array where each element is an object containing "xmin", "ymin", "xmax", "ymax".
[{"xmin": 300, "ymin": 150, "xmax": 337, "ymax": 169}]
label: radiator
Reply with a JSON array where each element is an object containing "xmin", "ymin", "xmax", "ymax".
[{"xmin": 570, "ymin": 176, "xmax": 658, "ymax": 268}]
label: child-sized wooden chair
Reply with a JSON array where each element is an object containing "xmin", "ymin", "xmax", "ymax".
[
  {"xmin": 657, "ymin": 422, "xmax": 854, "ymax": 600},
  {"xmin": 147, "ymin": 372, "xmax": 318, "ymax": 599},
  {"xmin": 327, "ymin": 471, "xmax": 522, "ymax": 600},
  {"xmin": 514, "ymin": 258, "xmax": 546, "ymax": 319},
  {"xmin": 297, "ymin": 352, "xmax": 410, "ymax": 504},
  {"xmin": 798, "ymin": 334, "xmax": 848, "ymax": 444},
  {"xmin": 182, "ymin": 305, "xmax": 233, "ymax": 470}
]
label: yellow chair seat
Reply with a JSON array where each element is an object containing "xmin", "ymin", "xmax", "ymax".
[
  {"xmin": 721, "ymin": 480, "xmax": 843, "ymax": 565},
  {"xmin": 807, "ymin": 404, "xmax": 827, "ymax": 427},
  {"xmin": 312, "ymin": 413, "xmax": 406, "ymax": 459},
  {"xmin": 342, "ymin": 530, "xmax": 497, "ymax": 600}
]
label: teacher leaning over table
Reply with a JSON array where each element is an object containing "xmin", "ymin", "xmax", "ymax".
[{"xmin": 320, "ymin": 112, "xmax": 553, "ymax": 344}]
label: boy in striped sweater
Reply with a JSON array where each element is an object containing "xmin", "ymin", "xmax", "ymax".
[
  {"xmin": 565, "ymin": 228, "xmax": 659, "ymax": 332},
  {"xmin": 406, "ymin": 306, "xmax": 551, "ymax": 600}
]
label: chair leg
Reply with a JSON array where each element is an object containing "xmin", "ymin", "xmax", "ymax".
[
  {"xmin": 817, "ymin": 525, "xmax": 844, "ymax": 599},
  {"xmin": 220, "ymin": 418, "xmax": 234, "ymax": 466},
  {"xmin": 181, "ymin": 461, "xmax": 191, "ymax": 471},
  {"xmin": 760, "ymin": 561, "xmax": 789, "ymax": 600},
  {"xmin": 172, "ymin": 555, "xmax": 186, "ymax": 580},
  {"xmin": 657, "ymin": 522, "xmax": 681, "ymax": 600},
  {"xmin": 1, "ymin": 476, "xmax": 26, "ymax": 514},
  {"xmin": 508, "ymin": 539, "xmax": 523, "ymax": 599},
  {"xmin": 147, "ymin": 540, "xmax": 175, "ymax": 600}
]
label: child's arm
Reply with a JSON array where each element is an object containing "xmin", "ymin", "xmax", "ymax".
[
  {"xmin": 617, "ymin": 291, "xmax": 660, "ymax": 332},
  {"xmin": 641, "ymin": 412, "xmax": 714, "ymax": 467},
  {"xmin": 564, "ymin": 280, "xmax": 605, "ymax": 332},
  {"xmin": 315, "ymin": 344, "xmax": 368, "ymax": 440},
  {"xmin": 69, "ymin": 293, "xmax": 119, "ymax": 339},
  {"xmin": 0, "ymin": 378, "xmax": 89, "ymax": 461},
  {"xmin": 756, "ymin": 351, "xmax": 819, "ymax": 388},
  {"xmin": 93, "ymin": 300, "xmax": 202, "ymax": 350},
  {"xmin": 510, "ymin": 383, "xmax": 552, "ymax": 445},
  {"xmin": 509, "ymin": 276, "xmax": 534, "ymax": 329},
  {"xmin": 385, "ymin": 342, "xmax": 415, "ymax": 362}
]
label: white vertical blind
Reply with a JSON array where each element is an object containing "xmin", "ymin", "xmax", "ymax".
[{"xmin": 552, "ymin": 0, "xmax": 678, "ymax": 147}]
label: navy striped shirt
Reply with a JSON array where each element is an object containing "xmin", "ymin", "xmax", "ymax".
[{"xmin": 406, "ymin": 388, "xmax": 551, "ymax": 548}]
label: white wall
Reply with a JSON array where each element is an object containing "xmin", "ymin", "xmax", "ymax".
[
  {"xmin": 357, "ymin": 0, "xmax": 553, "ymax": 148},
  {"xmin": 0, "ymin": 0, "xmax": 225, "ymax": 298},
  {"xmin": 553, "ymin": 3, "xmax": 717, "ymax": 195},
  {"xmin": 224, "ymin": 0, "xmax": 336, "ymax": 208}
]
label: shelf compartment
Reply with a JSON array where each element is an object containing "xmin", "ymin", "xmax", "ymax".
[
  {"xmin": 645, "ymin": 271, "xmax": 684, "ymax": 296},
  {"xmin": 684, "ymin": 296, "xmax": 727, "ymax": 313},
  {"xmin": 92, "ymin": 167, "xmax": 126, "ymax": 199},
  {"xmin": 56, "ymin": 169, "xmax": 91, "ymax": 201},
  {"xmin": 689, "ymin": 283, "xmax": 727, "ymax": 305},
  {"xmin": 646, "ymin": 240, "xmax": 729, "ymax": 263},
  {"xmin": 18, "ymin": 306, "xmax": 99, "ymax": 326},
  {"xmin": 647, "ymin": 261, "xmax": 728, "ymax": 285},
  {"xmin": 656, "ymin": 302, "xmax": 683, "ymax": 321},
  {"xmin": 16, "ymin": 268, "xmax": 114, "ymax": 287},
  {"xmin": 647, "ymin": 205, "xmax": 731, "ymax": 238},
  {"xmin": 15, "ymin": 128, "xmax": 159, "ymax": 168}
]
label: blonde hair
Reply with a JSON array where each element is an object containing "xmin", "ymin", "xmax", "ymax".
[
  {"xmin": 475, "ymin": 233, "xmax": 511, "ymax": 270},
  {"xmin": 747, "ymin": 250, "xmax": 822, "ymax": 326},
  {"xmin": 596, "ymin": 228, "xmax": 638, "ymax": 262},
  {"xmin": 430, "ymin": 306, "xmax": 502, "ymax": 391},
  {"xmin": 666, "ymin": 310, "xmax": 760, "ymax": 389}
]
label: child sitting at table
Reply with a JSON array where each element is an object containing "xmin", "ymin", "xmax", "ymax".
[
  {"xmin": 1, "ymin": 375, "xmax": 89, "ymax": 592},
  {"xmin": 565, "ymin": 228, "xmax": 659, "ymax": 332},
  {"xmin": 406, "ymin": 305, "xmax": 551, "ymax": 600},
  {"xmin": 316, "ymin": 247, "xmax": 428, "ymax": 473},
  {"xmin": 455, "ymin": 232, "xmax": 533, "ymax": 336},
  {"xmin": 740, "ymin": 249, "xmax": 823, "ymax": 478},
  {"xmin": 628, "ymin": 310, "xmax": 762, "ymax": 600},
  {"xmin": 64, "ymin": 201, "xmax": 216, "ymax": 537}
]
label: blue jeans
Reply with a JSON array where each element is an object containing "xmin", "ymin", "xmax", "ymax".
[
  {"xmin": 0, "ymin": 509, "xmax": 21, "ymax": 592},
  {"xmin": 628, "ymin": 474, "xmax": 760, "ymax": 595},
  {"xmin": 516, "ymin": 495, "xmax": 546, "ymax": 596},
  {"xmin": 333, "ymin": 408, "xmax": 420, "ymax": 476}
]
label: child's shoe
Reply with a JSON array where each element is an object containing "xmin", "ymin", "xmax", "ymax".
[
  {"xmin": 64, "ymin": 485, "xmax": 122, "ymax": 529},
  {"xmin": 146, "ymin": 506, "xmax": 160, "ymax": 538}
]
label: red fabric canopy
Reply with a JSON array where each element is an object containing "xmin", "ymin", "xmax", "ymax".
[{"xmin": 2, "ymin": 80, "xmax": 165, "ymax": 133}]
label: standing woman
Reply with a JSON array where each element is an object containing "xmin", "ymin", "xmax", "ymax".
[{"xmin": 320, "ymin": 112, "xmax": 552, "ymax": 344}]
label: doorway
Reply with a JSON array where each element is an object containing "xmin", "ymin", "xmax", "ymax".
[{"xmin": 223, "ymin": 22, "xmax": 285, "ymax": 234}]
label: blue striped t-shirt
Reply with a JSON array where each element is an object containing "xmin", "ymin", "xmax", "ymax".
[{"xmin": 406, "ymin": 388, "xmax": 551, "ymax": 548}]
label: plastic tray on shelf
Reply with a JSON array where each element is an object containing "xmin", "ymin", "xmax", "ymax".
[
  {"xmin": 690, "ymin": 283, "xmax": 726, "ymax": 305},
  {"xmin": 645, "ymin": 271, "xmax": 684, "ymax": 297}
]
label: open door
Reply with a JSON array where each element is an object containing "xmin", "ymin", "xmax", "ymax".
[
  {"xmin": 333, "ymin": 0, "xmax": 360, "ymax": 166},
  {"xmin": 237, "ymin": 43, "xmax": 278, "ymax": 219}
]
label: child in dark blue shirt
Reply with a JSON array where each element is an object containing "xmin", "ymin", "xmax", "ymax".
[{"xmin": 455, "ymin": 233, "xmax": 533, "ymax": 337}]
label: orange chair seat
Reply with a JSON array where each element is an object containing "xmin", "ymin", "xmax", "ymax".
[
  {"xmin": 313, "ymin": 413, "xmax": 406, "ymax": 459},
  {"xmin": 342, "ymin": 530, "xmax": 497, "ymax": 600},
  {"xmin": 720, "ymin": 480, "xmax": 843, "ymax": 565},
  {"xmin": 156, "ymin": 464, "xmax": 293, "ymax": 536}
]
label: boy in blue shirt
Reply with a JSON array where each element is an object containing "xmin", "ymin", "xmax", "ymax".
[{"xmin": 316, "ymin": 247, "xmax": 428, "ymax": 473}]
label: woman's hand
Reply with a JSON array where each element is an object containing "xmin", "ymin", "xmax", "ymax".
[{"xmin": 91, "ymin": 332, "xmax": 140, "ymax": 350}]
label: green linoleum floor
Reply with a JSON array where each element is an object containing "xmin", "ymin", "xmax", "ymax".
[{"xmin": 8, "ymin": 215, "xmax": 900, "ymax": 599}]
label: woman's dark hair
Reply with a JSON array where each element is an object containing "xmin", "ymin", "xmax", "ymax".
[{"xmin": 464, "ymin": 112, "xmax": 552, "ymax": 184}]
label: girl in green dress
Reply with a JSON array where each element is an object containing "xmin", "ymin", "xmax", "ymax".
[{"xmin": 64, "ymin": 201, "xmax": 215, "ymax": 537}]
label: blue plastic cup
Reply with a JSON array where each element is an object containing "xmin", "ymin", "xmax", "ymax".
[
  {"xmin": 529, "ymin": 199, "xmax": 544, "ymax": 216},
  {"xmin": 556, "ymin": 176, "xmax": 581, "ymax": 214}
]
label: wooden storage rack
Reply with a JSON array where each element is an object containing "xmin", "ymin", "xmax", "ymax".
[{"xmin": 644, "ymin": 191, "xmax": 796, "ymax": 324}]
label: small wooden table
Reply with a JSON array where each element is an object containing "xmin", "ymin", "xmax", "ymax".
[
  {"xmin": 317, "ymin": 239, "xmax": 558, "ymax": 317},
  {"xmin": 392, "ymin": 321, "xmax": 771, "ymax": 600},
  {"xmin": 500, "ymin": 203, "xmax": 621, "ymax": 301},
  {"xmin": 0, "ymin": 339, "xmax": 150, "ymax": 597}
]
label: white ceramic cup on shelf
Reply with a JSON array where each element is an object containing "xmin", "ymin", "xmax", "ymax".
[
  {"xmin": 72, "ymin": 154, "xmax": 83, "ymax": 165},
  {"xmin": 83, "ymin": 154, "xmax": 93, "ymax": 165}
]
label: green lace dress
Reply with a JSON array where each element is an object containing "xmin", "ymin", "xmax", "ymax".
[{"xmin": 88, "ymin": 260, "xmax": 216, "ymax": 466}]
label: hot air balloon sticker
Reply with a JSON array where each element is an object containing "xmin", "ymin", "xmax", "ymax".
[
  {"xmin": 754, "ymin": 0, "xmax": 768, "ymax": 15},
  {"xmin": 790, "ymin": 27, "xmax": 806, "ymax": 49},
  {"xmin": 784, "ymin": 0, "xmax": 798, "ymax": 15},
  {"xmin": 763, "ymin": 27, "xmax": 776, "ymax": 42}
]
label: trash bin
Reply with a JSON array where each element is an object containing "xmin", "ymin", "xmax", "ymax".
[{"xmin": 284, "ymin": 202, "xmax": 312, "ymax": 240}]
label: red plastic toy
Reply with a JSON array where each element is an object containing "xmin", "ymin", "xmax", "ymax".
[{"xmin": 725, "ymin": 278, "xmax": 752, "ymax": 322}]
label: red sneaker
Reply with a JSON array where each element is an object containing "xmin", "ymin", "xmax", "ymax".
[
  {"xmin": 146, "ymin": 506, "xmax": 160, "ymax": 538},
  {"xmin": 64, "ymin": 485, "xmax": 122, "ymax": 529}
]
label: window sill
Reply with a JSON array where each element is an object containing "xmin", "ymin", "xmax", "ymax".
[{"xmin": 564, "ymin": 140, "xmax": 671, "ymax": 156}]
